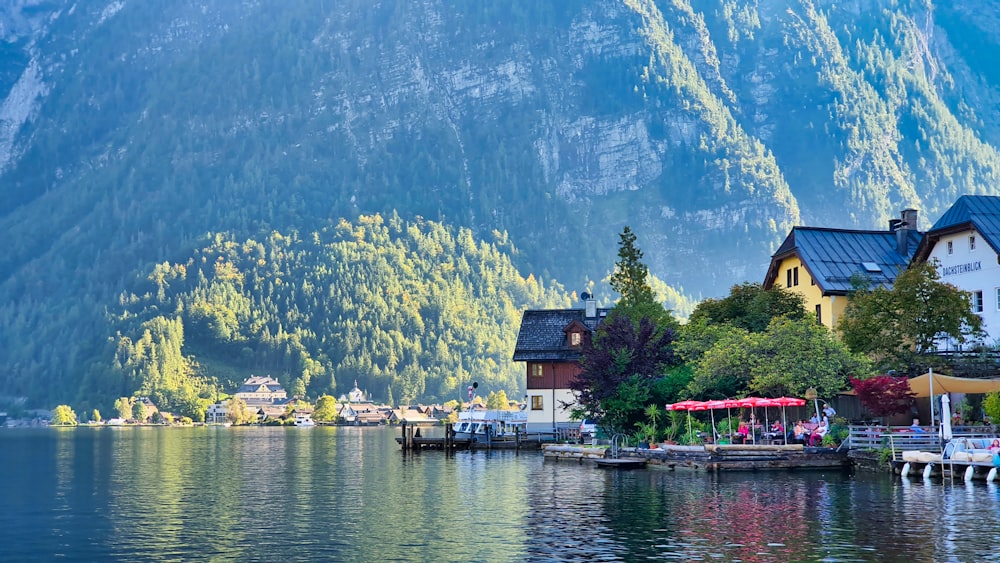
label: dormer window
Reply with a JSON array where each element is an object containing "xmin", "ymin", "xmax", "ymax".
[
  {"xmin": 562, "ymin": 320, "xmax": 588, "ymax": 347},
  {"xmin": 970, "ymin": 236, "xmax": 977, "ymax": 251}
]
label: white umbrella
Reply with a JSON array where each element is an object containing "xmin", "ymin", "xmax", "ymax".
[{"xmin": 941, "ymin": 393, "xmax": 953, "ymax": 442}]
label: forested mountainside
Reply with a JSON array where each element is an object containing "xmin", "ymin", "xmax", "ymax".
[
  {"xmin": 72, "ymin": 214, "xmax": 572, "ymax": 415},
  {"xmin": 2, "ymin": 1, "xmax": 1000, "ymax": 408}
]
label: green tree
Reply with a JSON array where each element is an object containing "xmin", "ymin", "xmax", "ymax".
[
  {"xmin": 51, "ymin": 405, "xmax": 78, "ymax": 426},
  {"xmin": 609, "ymin": 226, "xmax": 655, "ymax": 309},
  {"xmin": 838, "ymin": 261, "xmax": 985, "ymax": 371},
  {"xmin": 291, "ymin": 378, "xmax": 307, "ymax": 400},
  {"xmin": 689, "ymin": 316, "xmax": 867, "ymax": 399},
  {"xmin": 226, "ymin": 397, "xmax": 251, "ymax": 425},
  {"xmin": 114, "ymin": 397, "xmax": 132, "ymax": 420},
  {"xmin": 91, "ymin": 409, "xmax": 102, "ymax": 423},
  {"xmin": 983, "ymin": 392, "xmax": 1000, "ymax": 424},
  {"xmin": 132, "ymin": 401, "xmax": 147, "ymax": 423},
  {"xmin": 313, "ymin": 395, "xmax": 338, "ymax": 422},
  {"xmin": 688, "ymin": 282, "xmax": 806, "ymax": 333}
]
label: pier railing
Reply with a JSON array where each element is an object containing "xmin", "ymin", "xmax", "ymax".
[{"xmin": 847, "ymin": 425, "xmax": 997, "ymax": 461}]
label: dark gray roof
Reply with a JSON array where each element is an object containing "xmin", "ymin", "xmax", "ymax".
[
  {"xmin": 915, "ymin": 195, "xmax": 1000, "ymax": 260},
  {"xmin": 765, "ymin": 227, "xmax": 921, "ymax": 294},
  {"xmin": 512, "ymin": 308, "xmax": 610, "ymax": 362}
]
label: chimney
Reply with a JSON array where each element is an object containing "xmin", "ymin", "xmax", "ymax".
[
  {"xmin": 582, "ymin": 292, "xmax": 596, "ymax": 319},
  {"xmin": 896, "ymin": 208, "xmax": 918, "ymax": 255}
]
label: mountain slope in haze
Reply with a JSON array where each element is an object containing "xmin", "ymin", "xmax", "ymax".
[{"xmin": 2, "ymin": 0, "xmax": 1000, "ymax": 407}]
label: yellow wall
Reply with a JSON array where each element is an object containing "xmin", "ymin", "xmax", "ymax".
[{"xmin": 772, "ymin": 255, "xmax": 847, "ymax": 330}]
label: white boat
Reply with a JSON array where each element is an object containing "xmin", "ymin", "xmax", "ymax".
[
  {"xmin": 294, "ymin": 414, "xmax": 315, "ymax": 427},
  {"xmin": 453, "ymin": 409, "xmax": 526, "ymax": 441}
]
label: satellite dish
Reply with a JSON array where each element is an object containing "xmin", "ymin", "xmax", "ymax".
[
  {"xmin": 473, "ymin": 382, "xmax": 479, "ymax": 389},
  {"xmin": 581, "ymin": 292, "xmax": 591, "ymax": 300}
]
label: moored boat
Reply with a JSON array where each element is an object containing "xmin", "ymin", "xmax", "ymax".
[
  {"xmin": 453, "ymin": 409, "xmax": 526, "ymax": 441},
  {"xmin": 294, "ymin": 413, "xmax": 315, "ymax": 427}
]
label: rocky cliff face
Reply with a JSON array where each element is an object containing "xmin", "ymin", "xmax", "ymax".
[{"xmin": 2, "ymin": 0, "xmax": 1000, "ymax": 401}]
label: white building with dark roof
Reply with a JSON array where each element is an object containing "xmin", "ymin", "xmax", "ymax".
[
  {"xmin": 913, "ymin": 195, "xmax": 1000, "ymax": 349},
  {"xmin": 234, "ymin": 376, "xmax": 288, "ymax": 403}
]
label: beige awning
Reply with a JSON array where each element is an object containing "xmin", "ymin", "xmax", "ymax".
[{"xmin": 908, "ymin": 371, "xmax": 1000, "ymax": 397}]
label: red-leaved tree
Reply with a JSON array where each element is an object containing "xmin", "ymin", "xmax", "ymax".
[{"xmin": 850, "ymin": 375, "xmax": 916, "ymax": 419}]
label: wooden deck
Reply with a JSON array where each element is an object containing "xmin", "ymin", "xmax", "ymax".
[
  {"xmin": 594, "ymin": 458, "xmax": 647, "ymax": 470},
  {"xmin": 541, "ymin": 443, "xmax": 850, "ymax": 471},
  {"xmin": 624, "ymin": 443, "xmax": 850, "ymax": 472}
]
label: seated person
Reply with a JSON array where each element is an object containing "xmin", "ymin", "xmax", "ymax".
[
  {"xmin": 809, "ymin": 413, "xmax": 820, "ymax": 425},
  {"xmin": 808, "ymin": 420, "xmax": 828, "ymax": 447},
  {"xmin": 771, "ymin": 420, "xmax": 783, "ymax": 434},
  {"xmin": 910, "ymin": 418, "xmax": 927, "ymax": 433},
  {"xmin": 793, "ymin": 421, "xmax": 807, "ymax": 443},
  {"xmin": 736, "ymin": 421, "xmax": 750, "ymax": 443}
]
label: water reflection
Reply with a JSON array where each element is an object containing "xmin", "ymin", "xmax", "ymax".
[{"xmin": 5, "ymin": 428, "xmax": 1000, "ymax": 561}]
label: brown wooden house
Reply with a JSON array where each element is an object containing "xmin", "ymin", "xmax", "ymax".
[{"xmin": 512, "ymin": 295, "xmax": 609, "ymax": 433}]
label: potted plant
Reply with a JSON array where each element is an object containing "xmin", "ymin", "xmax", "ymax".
[
  {"xmin": 662, "ymin": 411, "xmax": 684, "ymax": 445},
  {"xmin": 634, "ymin": 421, "xmax": 656, "ymax": 448}
]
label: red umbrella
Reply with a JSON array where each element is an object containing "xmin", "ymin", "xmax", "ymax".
[
  {"xmin": 754, "ymin": 398, "xmax": 781, "ymax": 435},
  {"xmin": 735, "ymin": 397, "xmax": 779, "ymax": 444},
  {"xmin": 704, "ymin": 399, "xmax": 739, "ymax": 440},
  {"xmin": 666, "ymin": 400, "xmax": 704, "ymax": 411},
  {"xmin": 772, "ymin": 397, "xmax": 806, "ymax": 406},
  {"xmin": 665, "ymin": 400, "xmax": 705, "ymax": 442},
  {"xmin": 771, "ymin": 397, "xmax": 806, "ymax": 441}
]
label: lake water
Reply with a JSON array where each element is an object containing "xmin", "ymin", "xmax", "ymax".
[{"xmin": 2, "ymin": 426, "xmax": 1000, "ymax": 562}]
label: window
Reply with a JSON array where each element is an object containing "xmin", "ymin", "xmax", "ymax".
[
  {"xmin": 531, "ymin": 364, "xmax": 543, "ymax": 377},
  {"xmin": 787, "ymin": 266, "xmax": 799, "ymax": 287},
  {"xmin": 947, "ymin": 241, "xmax": 953, "ymax": 255},
  {"xmin": 811, "ymin": 276, "xmax": 815, "ymax": 286},
  {"xmin": 570, "ymin": 332, "xmax": 581, "ymax": 346},
  {"xmin": 531, "ymin": 395, "xmax": 543, "ymax": 410},
  {"xmin": 997, "ymin": 288, "xmax": 1000, "ymax": 312},
  {"xmin": 815, "ymin": 304, "xmax": 822, "ymax": 325},
  {"xmin": 970, "ymin": 236, "xmax": 977, "ymax": 251},
  {"xmin": 973, "ymin": 290, "xmax": 984, "ymax": 313}
]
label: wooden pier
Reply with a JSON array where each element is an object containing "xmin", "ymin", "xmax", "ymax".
[{"xmin": 396, "ymin": 422, "xmax": 545, "ymax": 451}]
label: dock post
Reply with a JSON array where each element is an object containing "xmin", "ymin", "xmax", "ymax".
[
  {"xmin": 401, "ymin": 421, "xmax": 408, "ymax": 450},
  {"xmin": 408, "ymin": 425, "xmax": 414, "ymax": 450},
  {"xmin": 446, "ymin": 423, "xmax": 453, "ymax": 449},
  {"xmin": 515, "ymin": 428, "xmax": 520, "ymax": 451}
]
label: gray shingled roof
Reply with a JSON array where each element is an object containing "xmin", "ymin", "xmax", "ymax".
[
  {"xmin": 765, "ymin": 227, "xmax": 921, "ymax": 294},
  {"xmin": 512, "ymin": 308, "xmax": 610, "ymax": 362},
  {"xmin": 915, "ymin": 195, "xmax": 1000, "ymax": 259}
]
